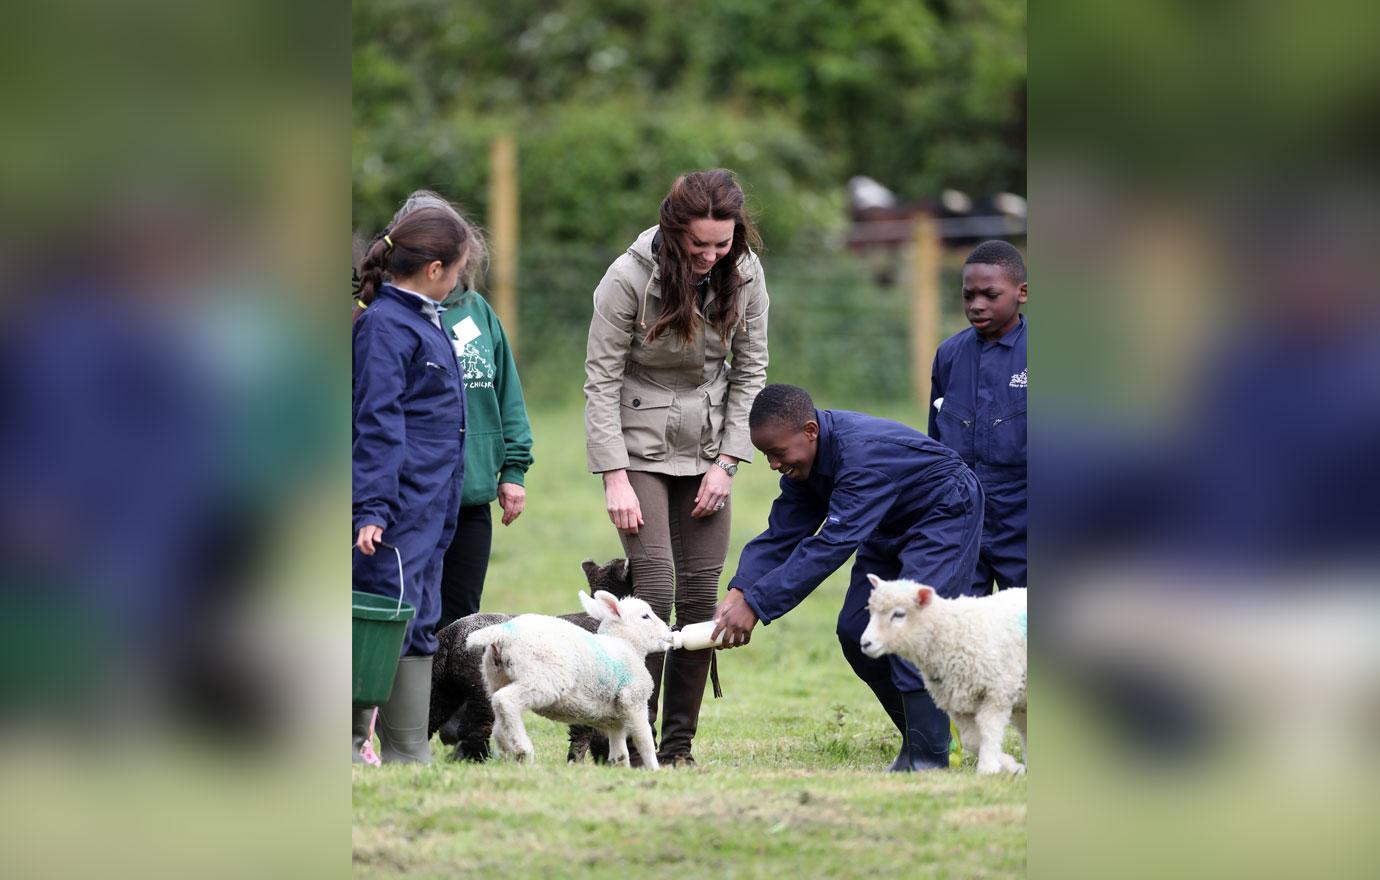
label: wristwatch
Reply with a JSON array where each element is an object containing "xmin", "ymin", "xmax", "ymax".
[{"xmin": 713, "ymin": 458, "xmax": 738, "ymax": 477}]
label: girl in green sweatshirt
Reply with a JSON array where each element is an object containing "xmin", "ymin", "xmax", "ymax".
[{"xmin": 437, "ymin": 284, "xmax": 534, "ymax": 623}]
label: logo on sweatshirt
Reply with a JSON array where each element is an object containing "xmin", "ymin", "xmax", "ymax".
[
  {"xmin": 458, "ymin": 343, "xmax": 495, "ymax": 389},
  {"xmin": 1009, "ymin": 368, "xmax": 1027, "ymax": 389},
  {"xmin": 452, "ymin": 315, "xmax": 494, "ymax": 389}
]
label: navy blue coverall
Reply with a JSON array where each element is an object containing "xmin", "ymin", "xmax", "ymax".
[
  {"xmin": 729, "ymin": 409, "xmax": 984, "ymax": 707},
  {"xmin": 353, "ymin": 284, "xmax": 466, "ymax": 656},
  {"xmin": 929, "ymin": 314, "xmax": 1027, "ymax": 591}
]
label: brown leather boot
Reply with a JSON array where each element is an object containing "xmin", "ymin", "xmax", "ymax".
[
  {"xmin": 628, "ymin": 651, "xmax": 664, "ymax": 768},
  {"xmin": 657, "ymin": 648, "xmax": 713, "ymax": 765}
]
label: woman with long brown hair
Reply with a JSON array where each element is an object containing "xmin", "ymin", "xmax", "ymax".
[{"xmin": 584, "ymin": 169, "xmax": 769, "ymax": 766}]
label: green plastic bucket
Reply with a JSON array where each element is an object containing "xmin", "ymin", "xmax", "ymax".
[{"xmin": 352, "ymin": 544, "xmax": 415, "ymax": 707}]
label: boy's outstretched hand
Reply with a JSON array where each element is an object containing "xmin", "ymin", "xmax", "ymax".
[{"xmin": 712, "ymin": 588, "xmax": 758, "ymax": 648}]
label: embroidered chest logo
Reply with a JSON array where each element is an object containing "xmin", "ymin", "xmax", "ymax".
[
  {"xmin": 458, "ymin": 343, "xmax": 496, "ymax": 387},
  {"xmin": 1009, "ymin": 368, "xmax": 1027, "ymax": 389}
]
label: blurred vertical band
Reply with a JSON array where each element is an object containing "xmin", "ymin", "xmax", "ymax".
[
  {"xmin": 0, "ymin": 0, "xmax": 349, "ymax": 876},
  {"xmin": 1031, "ymin": 1, "xmax": 1380, "ymax": 877}
]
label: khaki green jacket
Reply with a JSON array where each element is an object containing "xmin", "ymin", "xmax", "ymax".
[{"xmin": 584, "ymin": 226, "xmax": 770, "ymax": 475}]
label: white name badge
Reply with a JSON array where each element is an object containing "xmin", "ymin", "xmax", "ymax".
[{"xmin": 452, "ymin": 316, "xmax": 481, "ymax": 355}]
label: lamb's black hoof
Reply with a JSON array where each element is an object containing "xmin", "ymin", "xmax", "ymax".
[{"xmin": 452, "ymin": 742, "xmax": 490, "ymax": 762}]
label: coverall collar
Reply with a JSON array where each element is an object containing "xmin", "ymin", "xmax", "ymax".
[
  {"xmin": 381, "ymin": 283, "xmax": 445, "ymax": 328},
  {"xmin": 981, "ymin": 313, "xmax": 1026, "ymax": 348},
  {"xmin": 810, "ymin": 409, "xmax": 838, "ymax": 479}
]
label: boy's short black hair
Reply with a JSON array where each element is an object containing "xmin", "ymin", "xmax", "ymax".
[
  {"xmin": 749, "ymin": 384, "xmax": 816, "ymax": 431},
  {"xmin": 964, "ymin": 239, "xmax": 1026, "ymax": 284}
]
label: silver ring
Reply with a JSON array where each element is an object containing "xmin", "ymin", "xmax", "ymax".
[{"xmin": 714, "ymin": 502, "xmax": 725, "ymax": 511}]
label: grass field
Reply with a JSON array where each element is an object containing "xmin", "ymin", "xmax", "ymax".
[{"xmin": 352, "ymin": 402, "xmax": 1026, "ymax": 878}]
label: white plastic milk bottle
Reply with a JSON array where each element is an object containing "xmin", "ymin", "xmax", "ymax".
[{"xmin": 669, "ymin": 620, "xmax": 724, "ymax": 650}]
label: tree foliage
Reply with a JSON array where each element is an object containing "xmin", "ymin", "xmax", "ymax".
[{"xmin": 353, "ymin": 0, "xmax": 1025, "ymax": 251}]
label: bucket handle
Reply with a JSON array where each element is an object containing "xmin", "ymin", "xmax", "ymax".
[{"xmin": 353, "ymin": 540, "xmax": 406, "ymax": 615}]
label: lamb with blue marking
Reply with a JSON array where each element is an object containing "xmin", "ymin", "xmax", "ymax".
[
  {"xmin": 861, "ymin": 575, "xmax": 1028, "ymax": 775},
  {"xmin": 429, "ymin": 558, "xmax": 636, "ymax": 763},
  {"xmin": 466, "ymin": 589, "xmax": 672, "ymax": 768}
]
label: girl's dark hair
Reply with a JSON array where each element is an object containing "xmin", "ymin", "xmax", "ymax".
[
  {"xmin": 390, "ymin": 189, "xmax": 489, "ymax": 292},
  {"xmin": 352, "ymin": 205, "xmax": 469, "ymax": 310},
  {"xmin": 647, "ymin": 168, "xmax": 762, "ymax": 344}
]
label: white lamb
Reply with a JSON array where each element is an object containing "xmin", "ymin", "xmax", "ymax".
[
  {"xmin": 465, "ymin": 590, "xmax": 672, "ymax": 769},
  {"xmin": 860, "ymin": 575, "xmax": 1028, "ymax": 775}
]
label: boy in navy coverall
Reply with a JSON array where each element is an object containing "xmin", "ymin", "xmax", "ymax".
[
  {"xmin": 929, "ymin": 239, "xmax": 1028, "ymax": 592},
  {"xmin": 712, "ymin": 384, "xmax": 984, "ymax": 771}
]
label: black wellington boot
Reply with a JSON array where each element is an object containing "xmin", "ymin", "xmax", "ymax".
[{"xmin": 888, "ymin": 689, "xmax": 951, "ymax": 772}]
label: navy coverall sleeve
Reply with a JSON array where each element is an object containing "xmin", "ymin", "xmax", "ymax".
[
  {"xmin": 735, "ymin": 465, "xmax": 899, "ymax": 623},
  {"xmin": 729, "ymin": 477, "xmax": 826, "ymax": 619},
  {"xmin": 352, "ymin": 317, "xmax": 409, "ymax": 533}
]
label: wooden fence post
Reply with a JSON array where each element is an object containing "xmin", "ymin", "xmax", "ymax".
[
  {"xmin": 488, "ymin": 135, "xmax": 519, "ymax": 353},
  {"xmin": 908, "ymin": 213, "xmax": 941, "ymax": 412}
]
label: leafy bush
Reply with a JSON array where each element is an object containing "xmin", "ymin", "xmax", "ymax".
[{"xmin": 352, "ymin": 96, "xmax": 845, "ymax": 254}]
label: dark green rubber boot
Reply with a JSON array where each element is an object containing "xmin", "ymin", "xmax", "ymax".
[{"xmin": 377, "ymin": 656, "xmax": 434, "ymax": 764}]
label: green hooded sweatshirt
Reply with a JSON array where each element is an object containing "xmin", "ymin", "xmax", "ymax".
[{"xmin": 440, "ymin": 289, "xmax": 534, "ymax": 506}]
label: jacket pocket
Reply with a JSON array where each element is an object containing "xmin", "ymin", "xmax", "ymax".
[
  {"xmin": 935, "ymin": 404, "xmax": 976, "ymax": 465},
  {"xmin": 699, "ymin": 380, "xmax": 729, "ymax": 459},
  {"xmin": 620, "ymin": 384, "xmax": 675, "ymax": 462},
  {"xmin": 406, "ymin": 355, "xmax": 458, "ymax": 403},
  {"xmin": 985, "ymin": 405, "xmax": 1026, "ymax": 468}
]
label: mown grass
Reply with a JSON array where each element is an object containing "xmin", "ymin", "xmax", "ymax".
[{"xmin": 353, "ymin": 401, "xmax": 1026, "ymax": 878}]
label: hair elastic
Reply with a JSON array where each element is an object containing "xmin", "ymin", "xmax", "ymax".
[{"xmin": 383, "ymin": 234, "xmax": 394, "ymax": 249}]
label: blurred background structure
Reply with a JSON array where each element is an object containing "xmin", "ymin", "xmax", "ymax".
[
  {"xmin": 0, "ymin": 1, "xmax": 349, "ymax": 876},
  {"xmin": 352, "ymin": 0, "xmax": 1027, "ymax": 408},
  {"xmin": 1030, "ymin": 1, "xmax": 1380, "ymax": 878}
]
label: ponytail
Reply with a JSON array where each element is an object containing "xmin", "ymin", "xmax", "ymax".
[
  {"xmin": 352, "ymin": 234, "xmax": 392, "ymax": 308},
  {"xmin": 350, "ymin": 206, "xmax": 469, "ymax": 316}
]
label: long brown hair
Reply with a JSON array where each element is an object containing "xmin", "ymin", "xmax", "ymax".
[
  {"xmin": 352, "ymin": 206, "xmax": 469, "ymax": 317},
  {"xmin": 647, "ymin": 169, "xmax": 762, "ymax": 344}
]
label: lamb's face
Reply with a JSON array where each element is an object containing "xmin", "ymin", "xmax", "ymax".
[
  {"xmin": 859, "ymin": 578, "xmax": 931, "ymax": 659},
  {"xmin": 609, "ymin": 596, "xmax": 673, "ymax": 652}
]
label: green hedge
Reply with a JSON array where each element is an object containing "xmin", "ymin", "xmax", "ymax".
[{"xmin": 352, "ymin": 97, "xmax": 845, "ymax": 256}]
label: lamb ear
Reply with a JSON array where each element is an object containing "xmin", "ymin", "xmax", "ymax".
[
  {"xmin": 916, "ymin": 586, "xmax": 935, "ymax": 608},
  {"xmin": 580, "ymin": 560, "xmax": 599, "ymax": 582},
  {"xmin": 594, "ymin": 589, "xmax": 622, "ymax": 618},
  {"xmin": 866, "ymin": 573, "xmax": 884, "ymax": 590},
  {"xmin": 578, "ymin": 590, "xmax": 605, "ymax": 619}
]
